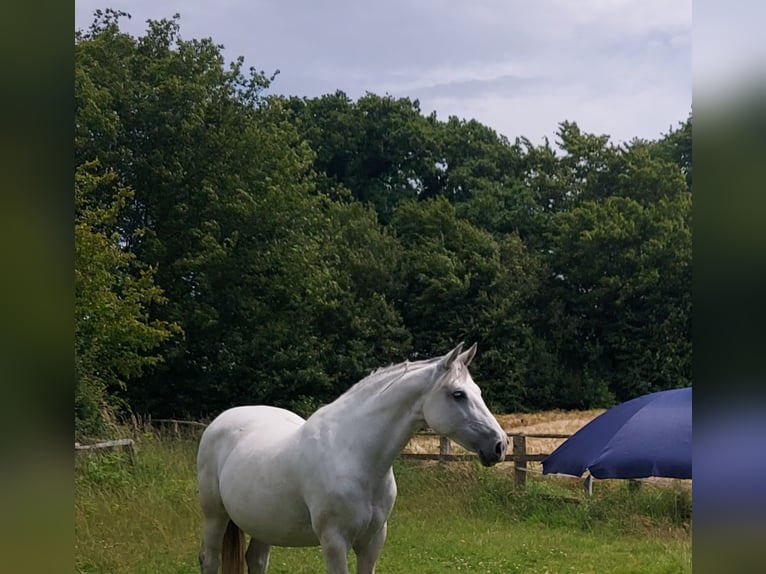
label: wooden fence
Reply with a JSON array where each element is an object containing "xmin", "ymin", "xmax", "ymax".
[
  {"xmin": 399, "ymin": 431, "xmax": 569, "ymax": 486},
  {"xmin": 75, "ymin": 438, "xmax": 136, "ymax": 465},
  {"xmin": 74, "ymin": 419, "xmax": 569, "ymax": 487}
]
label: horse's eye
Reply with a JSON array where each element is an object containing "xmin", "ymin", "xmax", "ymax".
[{"xmin": 452, "ymin": 390, "xmax": 466, "ymax": 400}]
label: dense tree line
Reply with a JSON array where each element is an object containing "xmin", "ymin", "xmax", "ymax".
[{"xmin": 74, "ymin": 11, "xmax": 691, "ymax": 436}]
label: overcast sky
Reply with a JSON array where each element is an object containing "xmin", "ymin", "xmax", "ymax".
[{"xmin": 75, "ymin": 1, "xmax": 691, "ymax": 146}]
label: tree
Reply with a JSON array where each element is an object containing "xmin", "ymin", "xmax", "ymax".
[
  {"xmin": 287, "ymin": 92, "xmax": 439, "ymax": 222},
  {"xmin": 514, "ymin": 122, "xmax": 692, "ymax": 408},
  {"xmin": 648, "ymin": 114, "xmax": 692, "ymax": 190},
  {"xmin": 76, "ymin": 12, "xmax": 412, "ymax": 418},
  {"xmin": 542, "ymin": 191, "xmax": 691, "ymax": 406},
  {"xmin": 75, "ymin": 162, "xmax": 179, "ymax": 436},
  {"xmin": 312, "ymin": 199, "xmax": 412, "ymax": 398},
  {"xmin": 433, "ymin": 117, "xmax": 524, "ymax": 203},
  {"xmin": 76, "ymin": 12, "xmax": 327, "ymax": 416},
  {"xmin": 390, "ymin": 198, "xmax": 543, "ymax": 410}
]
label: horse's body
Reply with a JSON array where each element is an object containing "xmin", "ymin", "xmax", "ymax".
[{"xmin": 197, "ymin": 343, "xmax": 507, "ymax": 574}]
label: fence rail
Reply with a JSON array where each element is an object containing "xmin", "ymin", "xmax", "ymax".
[{"xmin": 75, "ymin": 438, "xmax": 136, "ymax": 465}]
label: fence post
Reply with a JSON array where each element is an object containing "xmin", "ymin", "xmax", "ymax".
[
  {"xmin": 439, "ymin": 436, "xmax": 452, "ymax": 463},
  {"xmin": 583, "ymin": 473, "xmax": 593, "ymax": 496},
  {"xmin": 124, "ymin": 440, "xmax": 136, "ymax": 466},
  {"xmin": 513, "ymin": 435, "xmax": 527, "ymax": 487}
]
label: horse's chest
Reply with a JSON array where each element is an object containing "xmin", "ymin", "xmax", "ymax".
[{"xmin": 310, "ymin": 472, "xmax": 396, "ymax": 535}]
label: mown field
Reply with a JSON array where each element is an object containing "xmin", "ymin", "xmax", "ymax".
[{"xmin": 75, "ymin": 417, "xmax": 691, "ymax": 574}]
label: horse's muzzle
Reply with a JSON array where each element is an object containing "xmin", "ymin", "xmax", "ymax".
[{"xmin": 478, "ymin": 439, "xmax": 507, "ymax": 467}]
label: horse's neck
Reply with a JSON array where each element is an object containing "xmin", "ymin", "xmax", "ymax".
[{"xmin": 310, "ymin": 368, "xmax": 434, "ymax": 477}]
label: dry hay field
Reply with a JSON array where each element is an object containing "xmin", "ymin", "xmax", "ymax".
[
  {"xmin": 404, "ymin": 408, "xmax": 691, "ymax": 489},
  {"xmin": 404, "ymin": 408, "xmax": 605, "ymax": 463}
]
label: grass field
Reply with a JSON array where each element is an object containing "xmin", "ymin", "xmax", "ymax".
[{"xmin": 75, "ymin": 421, "xmax": 691, "ymax": 574}]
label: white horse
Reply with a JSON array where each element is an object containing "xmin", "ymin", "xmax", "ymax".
[{"xmin": 196, "ymin": 342, "xmax": 508, "ymax": 574}]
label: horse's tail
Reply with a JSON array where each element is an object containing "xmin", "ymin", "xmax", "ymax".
[{"xmin": 221, "ymin": 519, "xmax": 245, "ymax": 574}]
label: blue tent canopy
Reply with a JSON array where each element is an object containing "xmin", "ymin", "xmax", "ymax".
[{"xmin": 542, "ymin": 387, "xmax": 692, "ymax": 480}]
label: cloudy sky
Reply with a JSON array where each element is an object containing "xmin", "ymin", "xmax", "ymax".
[{"xmin": 75, "ymin": 1, "xmax": 691, "ymax": 146}]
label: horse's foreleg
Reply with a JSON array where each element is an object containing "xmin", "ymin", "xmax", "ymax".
[
  {"xmin": 353, "ymin": 522, "xmax": 387, "ymax": 574},
  {"xmin": 245, "ymin": 538, "xmax": 271, "ymax": 574},
  {"xmin": 318, "ymin": 528, "xmax": 351, "ymax": 574}
]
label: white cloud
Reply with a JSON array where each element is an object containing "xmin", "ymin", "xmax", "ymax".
[{"xmin": 422, "ymin": 77, "xmax": 688, "ymax": 147}]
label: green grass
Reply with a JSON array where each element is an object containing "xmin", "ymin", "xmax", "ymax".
[{"xmin": 75, "ymin": 433, "xmax": 691, "ymax": 573}]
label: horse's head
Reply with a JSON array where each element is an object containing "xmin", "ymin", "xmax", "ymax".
[{"xmin": 423, "ymin": 343, "xmax": 508, "ymax": 467}]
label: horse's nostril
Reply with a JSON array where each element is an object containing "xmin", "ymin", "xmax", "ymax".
[{"xmin": 495, "ymin": 440, "xmax": 504, "ymax": 456}]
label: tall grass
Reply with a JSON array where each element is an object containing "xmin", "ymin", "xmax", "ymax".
[{"xmin": 75, "ymin": 433, "xmax": 691, "ymax": 573}]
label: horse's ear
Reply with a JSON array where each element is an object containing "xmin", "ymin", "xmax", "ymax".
[
  {"xmin": 440, "ymin": 342, "xmax": 465, "ymax": 370},
  {"xmin": 458, "ymin": 342, "xmax": 477, "ymax": 366}
]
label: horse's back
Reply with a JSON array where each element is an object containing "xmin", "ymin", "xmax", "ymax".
[
  {"xmin": 198, "ymin": 405, "xmax": 305, "ymax": 474},
  {"xmin": 205, "ymin": 405, "xmax": 305, "ymax": 437}
]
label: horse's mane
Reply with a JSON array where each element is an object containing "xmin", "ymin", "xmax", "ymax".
[{"xmin": 340, "ymin": 356, "xmax": 443, "ymax": 398}]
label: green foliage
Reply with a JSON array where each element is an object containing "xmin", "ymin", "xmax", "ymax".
[
  {"xmin": 390, "ymin": 198, "xmax": 547, "ymax": 409},
  {"xmin": 467, "ymin": 467, "xmax": 691, "ymax": 535},
  {"xmin": 647, "ymin": 115, "xmax": 692, "ymax": 190},
  {"xmin": 76, "ymin": 448, "xmax": 134, "ymax": 489},
  {"xmin": 312, "ymin": 199, "xmax": 412, "ymax": 386},
  {"xmin": 436, "ymin": 117, "xmax": 524, "ymax": 202},
  {"xmin": 392, "ymin": 198, "xmax": 497, "ymax": 349},
  {"xmin": 75, "ymin": 11, "xmax": 415, "ymax": 418},
  {"xmin": 541, "ymin": 175, "xmax": 691, "ymax": 405},
  {"xmin": 287, "ymin": 91, "xmax": 439, "ymax": 221},
  {"xmin": 75, "ymin": 162, "xmax": 180, "ymax": 436}
]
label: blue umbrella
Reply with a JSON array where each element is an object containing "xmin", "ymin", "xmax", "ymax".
[{"xmin": 542, "ymin": 387, "xmax": 692, "ymax": 479}]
